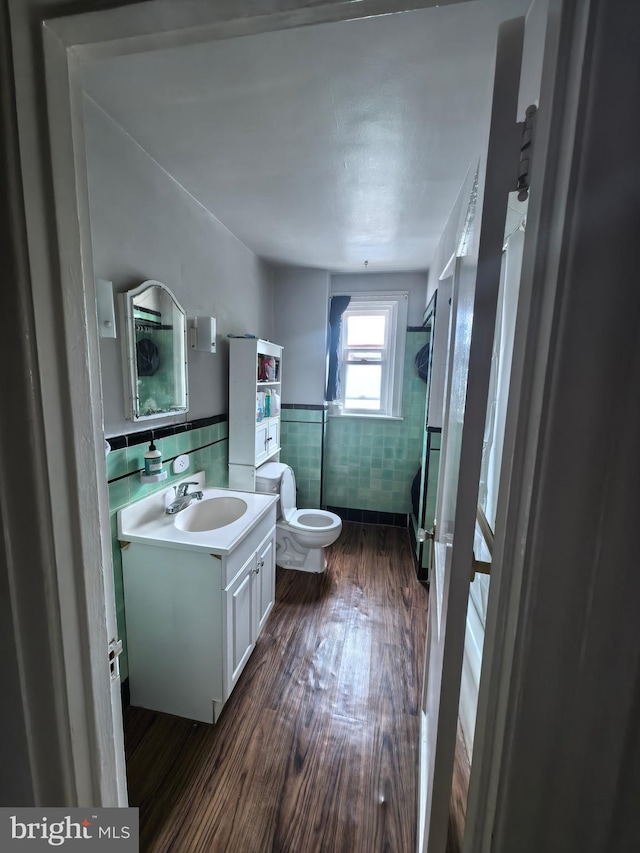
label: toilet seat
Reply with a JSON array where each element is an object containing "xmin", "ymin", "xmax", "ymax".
[
  {"xmin": 286, "ymin": 509, "xmax": 341, "ymax": 532},
  {"xmin": 277, "ymin": 467, "xmax": 341, "ymax": 532},
  {"xmin": 279, "ymin": 466, "xmax": 296, "ymax": 522}
]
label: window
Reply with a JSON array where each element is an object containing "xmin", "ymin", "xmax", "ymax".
[{"xmin": 338, "ymin": 293, "xmax": 407, "ymax": 418}]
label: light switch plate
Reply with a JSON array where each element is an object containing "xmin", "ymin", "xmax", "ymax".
[{"xmin": 172, "ymin": 454, "xmax": 190, "ymax": 474}]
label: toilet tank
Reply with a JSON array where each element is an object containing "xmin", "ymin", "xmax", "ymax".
[
  {"xmin": 255, "ymin": 462, "xmax": 290, "ymax": 521},
  {"xmin": 255, "ymin": 462, "xmax": 287, "ymax": 494}
]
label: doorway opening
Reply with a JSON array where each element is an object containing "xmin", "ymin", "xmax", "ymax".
[{"xmin": 37, "ymin": 4, "xmax": 540, "ymax": 836}]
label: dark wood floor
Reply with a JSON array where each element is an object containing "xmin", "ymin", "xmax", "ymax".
[{"xmin": 124, "ymin": 522, "xmax": 464, "ymax": 852}]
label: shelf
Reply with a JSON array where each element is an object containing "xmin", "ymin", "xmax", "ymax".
[
  {"xmin": 140, "ymin": 470, "xmax": 168, "ymax": 484},
  {"xmin": 229, "ymin": 337, "xmax": 283, "ymax": 477}
]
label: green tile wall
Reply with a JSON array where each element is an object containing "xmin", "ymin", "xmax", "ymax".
[
  {"xmin": 323, "ymin": 331, "xmax": 429, "ymax": 514},
  {"xmin": 105, "ymin": 420, "xmax": 229, "ymax": 682},
  {"xmin": 279, "ymin": 407, "xmax": 325, "ymax": 509}
]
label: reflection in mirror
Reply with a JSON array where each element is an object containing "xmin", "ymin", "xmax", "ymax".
[{"xmin": 121, "ymin": 280, "xmax": 188, "ymax": 421}]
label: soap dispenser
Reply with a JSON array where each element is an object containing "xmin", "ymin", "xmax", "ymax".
[{"xmin": 141, "ymin": 440, "xmax": 167, "ymax": 483}]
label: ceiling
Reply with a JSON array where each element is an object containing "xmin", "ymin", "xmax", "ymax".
[{"xmin": 81, "ymin": 0, "xmax": 530, "ymax": 273}]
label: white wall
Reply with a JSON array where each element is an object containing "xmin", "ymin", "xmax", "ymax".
[
  {"xmin": 426, "ymin": 164, "xmax": 477, "ymax": 304},
  {"xmin": 272, "ymin": 269, "xmax": 428, "ymax": 406},
  {"xmin": 83, "ymin": 97, "xmax": 275, "ymax": 436},
  {"xmin": 272, "ymin": 266, "xmax": 329, "ymax": 405},
  {"xmin": 331, "ymin": 271, "xmax": 428, "ymax": 325}
]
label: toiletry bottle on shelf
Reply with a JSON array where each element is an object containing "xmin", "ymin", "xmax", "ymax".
[
  {"xmin": 144, "ymin": 440, "xmax": 163, "ymax": 476},
  {"xmin": 264, "ymin": 389, "xmax": 271, "ymax": 418},
  {"xmin": 263, "ymin": 356, "xmax": 275, "ymax": 381}
]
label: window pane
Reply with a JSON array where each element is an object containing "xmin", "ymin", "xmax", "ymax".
[
  {"xmin": 344, "ymin": 364, "xmax": 382, "ymax": 410},
  {"xmin": 346, "ymin": 314, "xmax": 386, "ymax": 347}
]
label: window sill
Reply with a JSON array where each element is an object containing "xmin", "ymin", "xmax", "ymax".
[{"xmin": 328, "ymin": 413, "xmax": 404, "ymax": 421}]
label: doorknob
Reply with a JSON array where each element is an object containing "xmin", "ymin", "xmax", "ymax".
[{"xmin": 418, "ymin": 526, "xmax": 436, "ymax": 542}]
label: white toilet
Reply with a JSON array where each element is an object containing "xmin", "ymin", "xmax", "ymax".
[{"xmin": 255, "ymin": 462, "xmax": 342, "ymax": 573}]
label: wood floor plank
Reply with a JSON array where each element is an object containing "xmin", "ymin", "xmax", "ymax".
[{"xmin": 125, "ymin": 522, "xmax": 435, "ymax": 852}]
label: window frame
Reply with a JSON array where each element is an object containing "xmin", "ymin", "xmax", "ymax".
[{"xmin": 334, "ymin": 291, "xmax": 408, "ymax": 419}]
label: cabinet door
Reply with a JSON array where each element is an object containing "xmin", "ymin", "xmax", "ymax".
[
  {"xmin": 255, "ymin": 531, "xmax": 276, "ymax": 633},
  {"xmin": 225, "ymin": 555, "xmax": 255, "ymax": 691},
  {"xmin": 255, "ymin": 421, "xmax": 269, "ymax": 464},
  {"xmin": 267, "ymin": 418, "xmax": 280, "ymax": 455}
]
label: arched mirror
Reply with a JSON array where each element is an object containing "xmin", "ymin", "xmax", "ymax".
[{"xmin": 121, "ymin": 280, "xmax": 188, "ymax": 421}]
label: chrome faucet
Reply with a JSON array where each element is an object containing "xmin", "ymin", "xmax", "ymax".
[{"xmin": 166, "ymin": 481, "xmax": 204, "ymax": 514}]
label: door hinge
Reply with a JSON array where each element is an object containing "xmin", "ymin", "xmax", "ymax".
[
  {"xmin": 516, "ymin": 104, "xmax": 538, "ymax": 201},
  {"xmin": 108, "ymin": 638, "xmax": 123, "ymax": 682}
]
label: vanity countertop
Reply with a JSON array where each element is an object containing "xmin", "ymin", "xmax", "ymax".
[{"xmin": 117, "ymin": 471, "xmax": 277, "ymax": 555}]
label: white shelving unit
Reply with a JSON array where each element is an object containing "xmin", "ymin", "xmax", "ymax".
[{"xmin": 228, "ymin": 338, "xmax": 283, "ymax": 491}]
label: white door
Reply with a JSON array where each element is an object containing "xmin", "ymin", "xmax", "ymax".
[{"xmin": 418, "ymin": 17, "xmax": 527, "ymax": 852}]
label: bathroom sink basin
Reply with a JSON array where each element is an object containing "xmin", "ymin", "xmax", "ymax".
[
  {"xmin": 174, "ymin": 496, "xmax": 248, "ymax": 533},
  {"xmin": 118, "ymin": 473, "xmax": 278, "ymax": 555}
]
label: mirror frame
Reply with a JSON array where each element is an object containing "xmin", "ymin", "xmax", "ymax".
[{"xmin": 120, "ymin": 279, "xmax": 189, "ymax": 421}]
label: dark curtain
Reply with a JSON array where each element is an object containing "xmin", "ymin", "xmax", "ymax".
[{"xmin": 326, "ymin": 295, "xmax": 351, "ymax": 401}]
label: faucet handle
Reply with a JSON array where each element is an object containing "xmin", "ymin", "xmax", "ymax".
[{"xmin": 175, "ymin": 481, "xmax": 199, "ymax": 498}]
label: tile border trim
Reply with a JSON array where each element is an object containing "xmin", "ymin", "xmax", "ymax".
[
  {"xmin": 326, "ymin": 506, "xmax": 409, "ymax": 528},
  {"xmin": 107, "ymin": 435, "xmax": 228, "ymax": 484},
  {"xmin": 106, "ymin": 413, "xmax": 227, "ymax": 450},
  {"xmin": 281, "ymin": 403, "xmax": 327, "ymax": 410}
]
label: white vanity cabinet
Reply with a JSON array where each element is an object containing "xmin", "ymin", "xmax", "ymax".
[
  {"xmin": 121, "ymin": 506, "xmax": 276, "ymax": 724},
  {"xmin": 225, "ymin": 530, "xmax": 275, "ymax": 693},
  {"xmin": 229, "ymin": 337, "xmax": 283, "ymax": 490}
]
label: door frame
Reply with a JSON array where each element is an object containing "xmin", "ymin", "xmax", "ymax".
[
  {"xmin": 465, "ymin": 0, "xmax": 597, "ymax": 849},
  {"xmin": 7, "ymin": 0, "xmax": 597, "ymax": 830},
  {"xmin": 9, "ymin": 0, "xmax": 473, "ymax": 807},
  {"xmin": 421, "ymin": 14, "xmax": 531, "ymax": 848}
]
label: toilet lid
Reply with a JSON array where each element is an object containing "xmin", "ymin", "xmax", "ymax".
[{"xmin": 280, "ymin": 466, "xmax": 296, "ymax": 522}]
